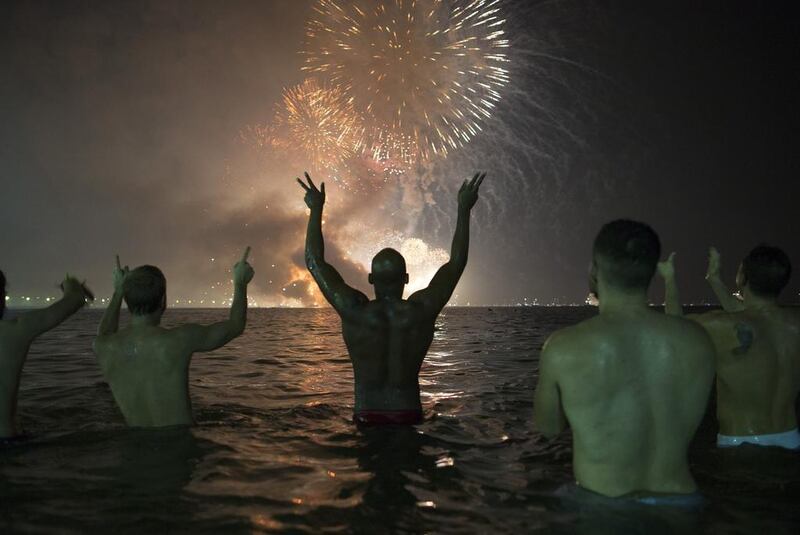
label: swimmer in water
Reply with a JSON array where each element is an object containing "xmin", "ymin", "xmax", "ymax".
[
  {"xmin": 297, "ymin": 171, "xmax": 485, "ymax": 425},
  {"xmin": 0, "ymin": 270, "xmax": 92, "ymax": 438},
  {"xmin": 659, "ymin": 245, "xmax": 800, "ymax": 450},
  {"xmin": 534, "ymin": 220, "xmax": 715, "ymax": 502},
  {"xmin": 93, "ymin": 250, "xmax": 254, "ymax": 427}
]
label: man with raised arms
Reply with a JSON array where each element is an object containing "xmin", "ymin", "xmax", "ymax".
[
  {"xmin": 297, "ymin": 171, "xmax": 485, "ymax": 425},
  {"xmin": 93, "ymin": 250, "xmax": 254, "ymax": 427},
  {"xmin": 534, "ymin": 220, "xmax": 715, "ymax": 503},
  {"xmin": 0, "ymin": 271, "xmax": 92, "ymax": 438},
  {"xmin": 660, "ymin": 245, "xmax": 800, "ymax": 450}
]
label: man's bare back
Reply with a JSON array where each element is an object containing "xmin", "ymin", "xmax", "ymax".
[
  {"xmin": 535, "ymin": 220, "xmax": 715, "ymax": 499},
  {"xmin": 695, "ymin": 307, "xmax": 800, "ymax": 436},
  {"xmin": 93, "ymin": 251, "xmax": 254, "ymax": 428},
  {"xmin": 95, "ymin": 325, "xmax": 196, "ymax": 427},
  {"xmin": 660, "ymin": 245, "xmax": 800, "ymax": 446},
  {"xmin": 299, "ymin": 172, "xmax": 485, "ymax": 422},
  {"xmin": 343, "ymin": 297, "xmax": 435, "ymax": 412},
  {"xmin": 0, "ymin": 274, "xmax": 90, "ymax": 437},
  {"xmin": 539, "ymin": 310, "xmax": 714, "ymax": 497}
]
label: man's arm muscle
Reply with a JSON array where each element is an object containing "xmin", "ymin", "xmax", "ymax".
[
  {"xmin": 299, "ymin": 173, "xmax": 367, "ymax": 315},
  {"xmin": 534, "ymin": 334, "xmax": 568, "ymax": 439},
  {"xmin": 176, "ymin": 248, "xmax": 254, "ymax": 353},
  {"xmin": 16, "ymin": 277, "xmax": 88, "ymax": 339},
  {"xmin": 410, "ymin": 173, "xmax": 484, "ymax": 314}
]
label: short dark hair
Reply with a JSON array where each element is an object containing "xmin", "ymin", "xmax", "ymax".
[
  {"xmin": 593, "ymin": 219, "xmax": 661, "ymax": 291},
  {"xmin": 741, "ymin": 245, "xmax": 791, "ymax": 297},
  {"xmin": 123, "ymin": 265, "xmax": 166, "ymax": 315}
]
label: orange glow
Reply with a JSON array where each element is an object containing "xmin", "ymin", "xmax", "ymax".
[{"xmin": 287, "ymin": 264, "xmax": 324, "ymax": 306}]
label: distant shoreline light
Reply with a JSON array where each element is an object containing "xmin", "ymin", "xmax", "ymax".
[{"xmin": 5, "ymin": 294, "xmax": 799, "ymax": 309}]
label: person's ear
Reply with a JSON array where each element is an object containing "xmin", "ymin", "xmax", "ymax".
[{"xmin": 368, "ymin": 273, "xmax": 374, "ymax": 284}]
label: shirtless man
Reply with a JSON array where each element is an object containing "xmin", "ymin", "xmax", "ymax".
[
  {"xmin": 534, "ymin": 220, "xmax": 715, "ymax": 501},
  {"xmin": 660, "ymin": 245, "xmax": 800, "ymax": 450},
  {"xmin": 93, "ymin": 250, "xmax": 254, "ymax": 427},
  {"xmin": 1, "ymin": 270, "xmax": 92, "ymax": 438},
  {"xmin": 297, "ymin": 171, "xmax": 485, "ymax": 425}
]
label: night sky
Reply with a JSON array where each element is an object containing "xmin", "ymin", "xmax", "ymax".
[{"xmin": 2, "ymin": 0, "xmax": 798, "ymax": 307}]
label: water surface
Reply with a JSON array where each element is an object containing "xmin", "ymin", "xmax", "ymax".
[{"xmin": 1, "ymin": 308, "xmax": 798, "ymax": 533}]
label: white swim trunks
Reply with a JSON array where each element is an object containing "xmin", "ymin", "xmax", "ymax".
[{"xmin": 717, "ymin": 427, "xmax": 800, "ymax": 450}]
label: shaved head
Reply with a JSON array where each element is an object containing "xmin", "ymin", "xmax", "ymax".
[{"xmin": 370, "ymin": 248, "xmax": 407, "ymax": 284}]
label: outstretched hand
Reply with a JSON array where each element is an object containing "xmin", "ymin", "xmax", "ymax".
[
  {"xmin": 705, "ymin": 246, "xmax": 721, "ymax": 280},
  {"xmin": 458, "ymin": 172, "xmax": 486, "ymax": 211},
  {"xmin": 297, "ymin": 172, "xmax": 325, "ymax": 211},
  {"xmin": 233, "ymin": 246, "xmax": 255, "ymax": 286},
  {"xmin": 114, "ymin": 255, "xmax": 130, "ymax": 293},
  {"xmin": 657, "ymin": 252, "xmax": 676, "ymax": 280},
  {"xmin": 61, "ymin": 274, "xmax": 94, "ymax": 302}
]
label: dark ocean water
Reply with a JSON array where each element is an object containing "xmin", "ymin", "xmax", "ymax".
[{"xmin": 1, "ymin": 307, "xmax": 799, "ymax": 534}]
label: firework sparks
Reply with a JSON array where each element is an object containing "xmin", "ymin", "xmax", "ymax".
[
  {"xmin": 343, "ymin": 229, "xmax": 451, "ymax": 295},
  {"xmin": 303, "ymin": 0, "xmax": 510, "ymax": 164},
  {"xmin": 277, "ymin": 78, "xmax": 364, "ymax": 171}
]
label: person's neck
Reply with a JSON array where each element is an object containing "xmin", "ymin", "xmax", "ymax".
[
  {"xmin": 598, "ymin": 285, "xmax": 650, "ymax": 314},
  {"xmin": 742, "ymin": 289, "xmax": 778, "ymax": 310},
  {"xmin": 130, "ymin": 313, "xmax": 161, "ymax": 327}
]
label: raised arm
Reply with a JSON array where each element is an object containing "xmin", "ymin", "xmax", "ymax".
[
  {"xmin": 705, "ymin": 247, "xmax": 745, "ymax": 312},
  {"xmin": 98, "ymin": 256, "xmax": 129, "ymax": 336},
  {"xmin": 297, "ymin": 173, "xmax": 367, "ymax": 314},
  {"xmin": 16, "ymin": 275, "xmax": 91, "ymax": 339},
  {"xmin": 657, "ymin": 252, "xmax": 683, "ymax": 316},
  {"xmin": 177, "ymin": 247, "xmax": 254, "ymax": 353},
  {"xmin": 409, "ymin": 172, "xmax": 485, "ymax": 313},
  {"xmin": 534, "ymin": 333, "xmax": 568, "ymax": 439}
]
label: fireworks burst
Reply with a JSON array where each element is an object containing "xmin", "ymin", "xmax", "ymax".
[
  {"xmin": 277, "ymin": 78, "xmax": 363, "ymax": 171},
  {"xmin": 303, "ymin": 0, "xmax": 510, "ymax": 164}
]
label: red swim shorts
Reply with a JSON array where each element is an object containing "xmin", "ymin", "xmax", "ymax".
[{"xmin": 353, "ymin": 409, "xmax": 424, "ymax": 426}]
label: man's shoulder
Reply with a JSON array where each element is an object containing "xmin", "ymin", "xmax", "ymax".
[
  {"xmin": 658, "ymin": 310, "xmax": 713, "ymax": 332},
  {"xmin": 542, "ymin": 321, "xmax": 593, "ymax": 358},
  {"xmin": 686, "ymin": 308, "xmax": 737, "ymax": 325},
  {"xmin": 96, "ymin": 326, "xmax": 175, "ymax": 346}
]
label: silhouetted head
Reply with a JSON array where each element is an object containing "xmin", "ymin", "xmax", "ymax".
[
  {"xmin": 0, "ymin": 270, "xmax": 5, "ymax": 319},
  {"xmin": 591, "ymin": 219, "xmax": 661, "ymax": 295},
  {"xmin": 736, "ymin": 245, "xmax": 791, "ymax": 299},
  {"xmin": 368, "ymin": 248, "xmax": 409, "ymax": 299},
  {"xmin": 123, "ymin": 265, "xmax": 167, "ymax": 319}
]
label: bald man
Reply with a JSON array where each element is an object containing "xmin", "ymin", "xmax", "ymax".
[{"xmin": 298, "ymin": 172, "xmax": 485, "ymax": 425}]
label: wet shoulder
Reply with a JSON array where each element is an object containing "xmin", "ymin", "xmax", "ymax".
[
  {"xmin": 359, "ymin": 298, "xmax": 430, "ymax": 328},
  {"xmin": 655, "ymin": 313, "xmax": 716, "ymax": 357},
  {"xmin": 691, "ymin": 309, "xmax": 738, "ymax": 328},
  {"xmin": 541, "ymin": 317, "xmax": 603, "ymax": 362},
  {"xmin": 96, "ymin": 326, "xmax": 179, "ymax": 357}
]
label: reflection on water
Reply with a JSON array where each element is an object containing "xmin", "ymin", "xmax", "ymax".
[{"xmin": 1, "ymin": 307, "xmax": 798, "ymax": 533}]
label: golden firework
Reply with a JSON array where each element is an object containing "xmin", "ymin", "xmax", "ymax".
[
  {"xmin": 303, "ymin": 0, "xmax": 510, "ymax": 163},
  {"xmin": 277, "ymin": 78, "xmax": 364, "ymax": 171}
]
